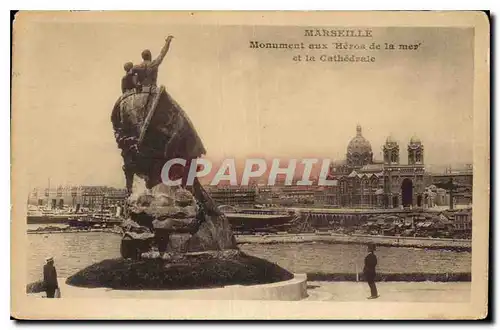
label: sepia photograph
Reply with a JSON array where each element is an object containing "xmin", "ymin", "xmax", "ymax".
[{"xmin": 10, "ymin": 10, "xmax": 489, "ymax": 320}]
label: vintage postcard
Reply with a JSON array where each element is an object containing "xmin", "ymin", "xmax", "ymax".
[{"xmin": 11, "ymin": 11, "xmax": 489, "ymax": 320}]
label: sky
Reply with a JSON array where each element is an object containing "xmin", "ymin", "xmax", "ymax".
[{"xmin": 13, "ymin": 15, "xmax": 474, "ymax": 189}]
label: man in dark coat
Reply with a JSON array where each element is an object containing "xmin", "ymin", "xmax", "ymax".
[
  {"xmin": 363, "ymin": 243, "xmax": 379, "ymax": 299},
  {"xmin": 43, "ymin": 257, "xmax": 59, "ymax": 298}
]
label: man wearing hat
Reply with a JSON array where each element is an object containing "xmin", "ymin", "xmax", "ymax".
[
  {"xmin": 363, "ymin": 243, "xmax": 379, "ymax": 299},
  {"xmin": 43, "ymin": 257, "xmax": 59, "ymax": 298}
]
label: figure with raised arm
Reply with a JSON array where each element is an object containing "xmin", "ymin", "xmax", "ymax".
[{"xmin": 132, "ymin": 36, "xmax": 174, "ymax": 89}]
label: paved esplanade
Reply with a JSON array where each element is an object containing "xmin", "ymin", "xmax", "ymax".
[
  {"xmin": 305, "ymin": 281, "xmax": 470, "ymax": 302},
  {"xmin": 29, "ymin": 278, "xmax": 470, "ymax": 302}
]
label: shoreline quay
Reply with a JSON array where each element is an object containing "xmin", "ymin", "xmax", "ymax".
[
  {"xmin": 235, "ymin": 233, "xmax": 471, "ymax": 251},
  {"xmin": 27, "ymin": 228, "xmax": 471, "ymax": 251},
  {"xmin": 27, "ymin": 228, "xmax": 122, "ymax": 235}
]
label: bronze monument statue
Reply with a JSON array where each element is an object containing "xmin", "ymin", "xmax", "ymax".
[
  {"xmin": 30, "ymin": 36, "xmax": 296, "ymax": 293},
  {"xmin": 111, "ymin": 36, "xmax": 236, "ymax": 259}
]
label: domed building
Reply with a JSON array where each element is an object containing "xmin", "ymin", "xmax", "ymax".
[
  {"xmin": 326, "ymin": 126, "xmax": 427, "ymax": 209},
  {"xmin": 346, "ymin": 125, "xmax": 373, "ymax": 167}
]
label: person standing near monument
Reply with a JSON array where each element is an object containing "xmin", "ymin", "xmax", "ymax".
[
  {"xmin": 43, "ymin": 257, "xmax": 59, "ymax": 298},
  {"xmin": 363, "ymin": 243, "xmax": 379, "ymax": 299}
]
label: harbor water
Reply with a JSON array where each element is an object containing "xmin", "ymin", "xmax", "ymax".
[{"xmin": 27, "ymin": 232, "xmax": 471, "ymax": 283}]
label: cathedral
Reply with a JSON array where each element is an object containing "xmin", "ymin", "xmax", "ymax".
[{"xmin": 326, "ymin": 125, "xmax": 426, "ymax": 209}]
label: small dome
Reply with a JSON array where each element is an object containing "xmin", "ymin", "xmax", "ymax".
[
  {"xmin": 410, "ymin": 134, "xmax": 421, "ymax": 145},
  {"xmin": 347, "ymin": 125, "xmax": 372, "ymax": 155},
  {"xmin": 385, "ymin": 134, "xmax": 398, "ymax": 145}
]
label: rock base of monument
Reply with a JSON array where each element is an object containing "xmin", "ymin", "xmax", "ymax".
[{"xmin": 65, "ymin": 250, "xmax": 295, "ymax": 291}]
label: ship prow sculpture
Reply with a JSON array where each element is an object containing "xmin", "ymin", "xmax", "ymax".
[
  {"xmin": 112, "ymin": 84, "xmax": 236, "ymax": 258},
  {"xmin": 62, "ymin": 37, "xmax": 295, "ymax": 291}
]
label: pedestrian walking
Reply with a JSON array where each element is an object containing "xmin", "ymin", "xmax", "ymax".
[{"xmin": 363, "ymin": 243, "xmax": 379, "ymax": 299}]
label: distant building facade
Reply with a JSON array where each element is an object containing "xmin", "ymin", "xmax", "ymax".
[
  {"xmin": 430, "ymin": 165, "xmax": 473, "ymax": 206},
  {"xmin": 28, "ymin": 185, "xmax": 127, "ymax": 209},
  {"xmin": 325, "ymin": 125, "xmax": 427, "ymax": 209},
  {"xmin": 453, "ymin": 208, "xmax": 472, "ymax": 238},
  {"xmin": 207, "ymin": 126, "xmax": 439, "ymax": 209},
  {"xmin": 206, "ymin": 184, "xmax": 257, "ymax": 207}
]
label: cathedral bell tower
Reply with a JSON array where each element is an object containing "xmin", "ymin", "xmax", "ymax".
[
  {"xmin": 383, "ymin": 135, "xmax": 399, "ymax": 165},
  {"xmin": 408, "ymin": 135, "xmax": 424, "ymax": 165}
]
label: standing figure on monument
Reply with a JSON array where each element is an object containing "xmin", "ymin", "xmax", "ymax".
[
  {"xmin": 111, "ymin": 35, "xmax": 211, "ymax": 203},
  {"xmin": 132, "ymin": 36, "xmax": 174, "ymax": 89},
  {"xmin": 111, "ymin": 36, "xmax": 174, "ymax": 194},
  {"xmin": 121, "ymin": 61, "xmax": 136, "ymax": 94},
  {"xmin": 111, "ymin": 36, "xmax": 235, "ymax": 257}
]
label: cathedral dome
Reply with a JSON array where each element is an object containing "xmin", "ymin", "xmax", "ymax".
[
  {"xmin": 410, "ymin": 134, "xmax": 421, "ymax": 145},
  {"xmin": 347, "ymin": 125, "xmax": 372, "ymax": 155},
  {"xmin": 385, "ymin": 134, "xmax": 398, "ymax": 147}
]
